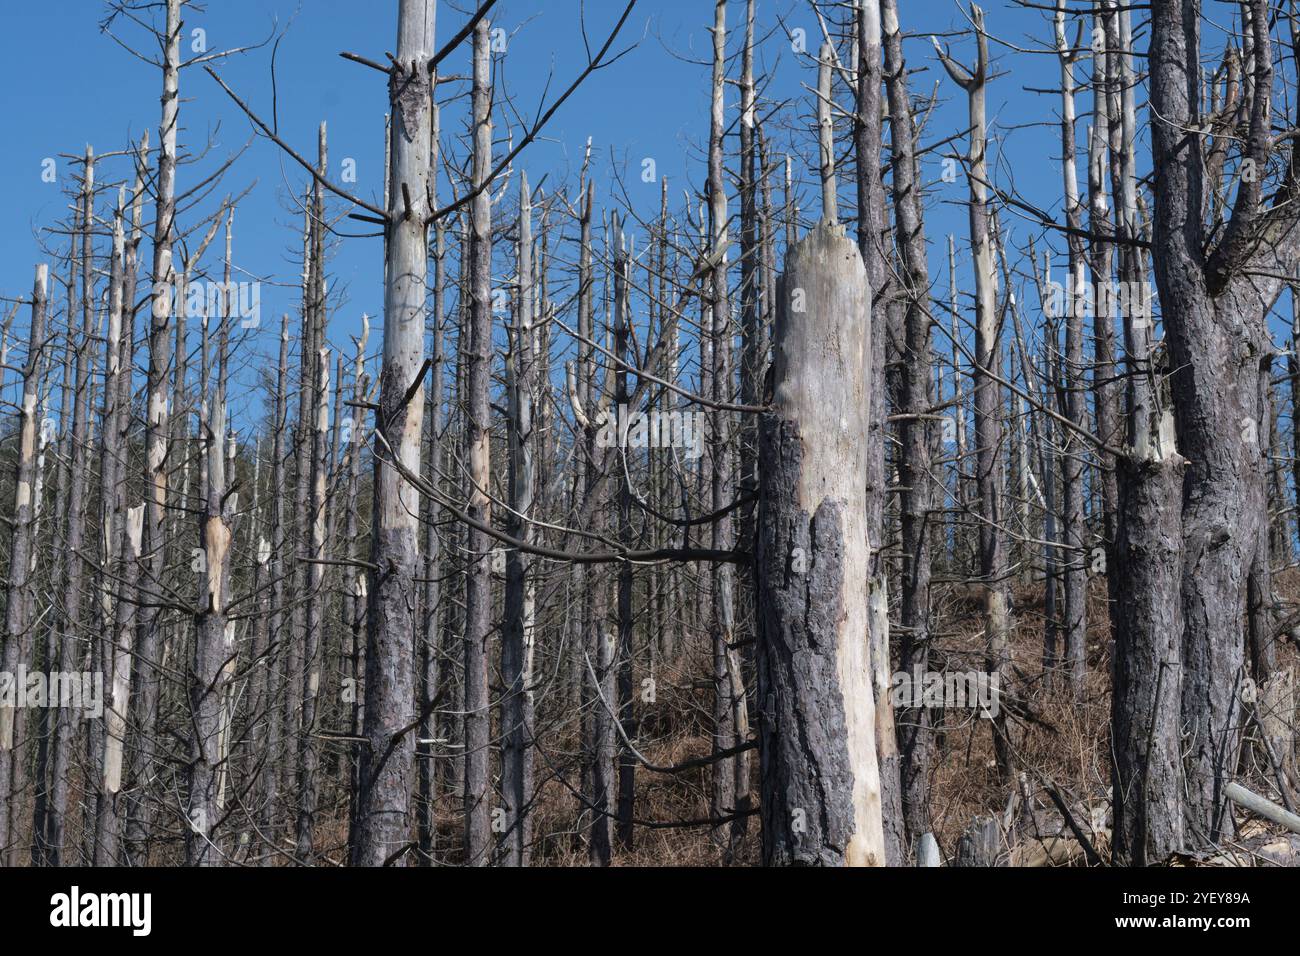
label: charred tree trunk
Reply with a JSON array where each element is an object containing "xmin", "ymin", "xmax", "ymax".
[{"xmin": 756, "ymin": 222, "xmax": 886, "ymax": 867}]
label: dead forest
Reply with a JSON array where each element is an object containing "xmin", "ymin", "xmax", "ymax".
[{"xmin": 2, "ymin": 0, "xmax": 1300, "ymax": 869}]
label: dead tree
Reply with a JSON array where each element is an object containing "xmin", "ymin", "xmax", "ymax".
[
  {"xmin": 880, "ymin": 0, "xmax": 934, "ymax": 853},
  {"xmin": 353, "ymin": 0, "xmax": 435, "ymax": 867},
  {"xmin": 1147, "ymin": 0, "xmax": 1300, "ymax": 846},
  {"xmin": 756, "ymin": 220, "xmax": 886, "ymax": 867},
  {"xmin": 706, "ymin": 0, "xmax": 749, "ymax": 856},
  {"xmin": 1053, "ymin": 3, "xmax": 1088, "ymax": 693},
  {"xmin": 297, "ymin": 125, "xmax": 330, "ymax": 862},
  {"xmin": 502, "ymin": 172, "xmax": 537, "ymax": 866},
  {"xmin": 857, "ymin": 0, "xmax": 905, "ymax": 864},
  {"xmin": 127, "ymin": 0, "xmax": 183, "ymax": 860},
  {"xmin": 0, "ymin": 264, "xmax": 49, "ymax": 863},
  {"xmin": 936, "ymin": 3, "xmax": 1013, "ymax": 779},
  {"xmin": 461, "ymin": 15, "xmax": 494, "ymax": 866},
  {"xmin": 185, "ymin": 213, "xmax": 238, "ymax": 867}
]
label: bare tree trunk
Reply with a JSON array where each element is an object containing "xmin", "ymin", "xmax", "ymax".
[
  {"xmin": 502, "ymin": 173, "xmax": 536, "ymax": 866},
  {"xmin": 353, "ymin": 0, "xmax": 435, "ymax": 867},
  {"xmin": 880, "ymin": 0, "xmax": 933, "ymax": 854},
  {"xmin": 417, "ymin": 232, "xmax": 442, "ymax": 864},
  {"xmin": 756, "ymin": 222, "xmax": 885, "ymax": 866},
  {"xmin": 864, "ymin": 0, "xmax": 906, "ymax": 864},
  {"xmin": 0, "ymin": 264, "xmax": 49, "ymax": 864},
  {"xmin": 937, "ymin": 5, "xmax": 1012, "ymax": 779},
  {"xmin": 1111, "ymin": 425, "xmax": 1187, "ymax": 864},
  {"xmin": 1149, "ymin": 0, "xmax": 1295, "ymax": 846},
  {"xmin": 92, "ymin": 191, "xmax": 134, "ymax": 864},
  {"xmin": 128, "ymin": 0, "xmax": 182, "ymax": 859},
  {"xmin": 706, "ymin": 0, "xmax": 748, "ymax": 857},
  {"xmin": 462, "ymin": 14, "xmax": 493, "ymax": 866},
  {"xmin": 1055, "ymin": 4, "xmax": 1088, "ymax": 693},
  {"xmin": 297, "ymin": 125, "xmax": 330, "ymax": 862},
  {"xmin": 185, "ymin": 213, "xmax": 237, "ymax": 867}
]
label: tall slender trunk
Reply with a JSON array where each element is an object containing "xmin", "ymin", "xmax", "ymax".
[
  {"xmin": 881, "ymin": 0, "xmax": 933, "ymax": 854},
  {"xmin": 0, "ymin": 264, "xmax": 49, "ymax": 863},
  {"xmin": 353, "ymin": 0, "xmax": 435, "ymax": 867},
  {"xmin": 462, "ymin": 15, "xmax": 493, "ymax": 866},
  {"xmin": 502, "ymin": 174, "xmax": 537, "ymax": 865}
]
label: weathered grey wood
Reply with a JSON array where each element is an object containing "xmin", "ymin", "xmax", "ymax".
[
  {"xmin": 861, "ymin": 0, "xmax": 905, "ymax": 867},
  {"xmin": 1148, "ymin": 0, "xmax": 1300, "ymax": 845},
  {"xmin": 704, "ymin": 0, "xmax": 750, "ymax": 860},
  {"xmin": 1110, "ymin": 419, "xmax": 1186, "ymax": 865},
  {"xmin": 91, "ymin": 190, "xmax": 133, "ymax": 865},
  {"xmin": 881, "ymin": 0, "xmax": 933, "ymax": 854},
  {"xmin": 936, "ymin": 2, "xmax": 1013, "ymax": 780},
  {"xmin": 461, "ymin": 13, "xmax": 493, "ymax": 867},
  {"xmin": 353, "ymin": 0, "xmax": 435, "ymax": 867},
  {"xmin": 297, "ymin": 124, "xmax": 330, "ymax": 862},
  {"xmin": 131, "ymin": 0, "xmax": 182, "ymax": 860},
  {"xmin": 186, "ymin": 211, "xmax": 236, "ymax": 867},
  {"xmin": 955, "ymin": 815, "xmax": 1001, "ymax": 867},
  {"xmin": 502, "ymin": 172, "xmax": 537, "ymax": 866},
  {"xmin": 756, "ymin": 221, "xmax": 886, "ymax": 866},
  {"xmin": 1224, "ymin": 782, "xmax": 1300, "ymax": 835},
  {"xmin": 1054, "ymin": 3, "xmax": 1089, "ymax": 694},
  {"xmin": 0, "ymin": 264, "xmax": 49, "ymax": 863},
  {"xmin": 259, "ymin": 313, "xmax": 291, "ymax": 844}
]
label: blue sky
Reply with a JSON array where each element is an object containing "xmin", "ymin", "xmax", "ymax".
[{"xmin": 0, "ymin": 0, "xmax": 1105, "ymax": 420}]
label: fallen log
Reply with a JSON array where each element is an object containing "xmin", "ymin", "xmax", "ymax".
[{"xmin": 1224, "ymin": 782, "xmax": 1300, "ymax": 836}]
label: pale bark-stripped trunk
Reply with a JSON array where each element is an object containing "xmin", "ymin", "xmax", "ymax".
[
  {"xmin": 937, "ymin": 5, "xmax": 1012, "ymax": 778},
  {"xmin": 757, "ymin": 222, "xmax": 885, "ymax": 866},
  {"xmin": 129, "ymin": 0, "xmax": 181, "ymax": 859},
  {"xmin": 880, "ymin": 0, "xmax": 932, "ymax": 853},
  {"xmin": 296, "ymin": 125, "xmax": 330, "ymax": 861},
  {"xmin": 502, "ymin": 173, "xmax": 536, "ymax": 866},
  {"xmin": 414, "ymin": 75, "xmax": 444, "ymax": 868},
  {"xmin": 859, "ymin": 0, "xmax": 905, "ymax": 866},
  {"xmin": 947, "ymin": 234, "xmax": 968, "ymax": 565},
  {"xmin": 353, "ymin": 0, "xmax": 434, "ymax": 867},
  {"xmin": 706, "ymin": 0, "xmax": 748, "ymax": 853},
  {"xmin": 1055, "ymin": 5, "xmax": 1088, "ymax": 693},
  {"xmin": 0, "ymin": 264, "xmax": 49, "ymax": 863},
  {"xmin": 1090, "ymin": 4, "xmax": 1120, "ymax": 567},
  {"xmin": 462, "ymin": 15, "xmax": 493, "ymax": 867},
  {"xmin": 56, "ymin": 187, "xmax": 98, "ymax": 868},
  {"xmin": 737, "ymin": 0, "xmax": 763, "ymax": 552}
]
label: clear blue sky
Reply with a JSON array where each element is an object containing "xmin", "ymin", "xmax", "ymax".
[{"xmin": 0, "ymin": 0, "xmax": 1112, "ymax": 419}]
